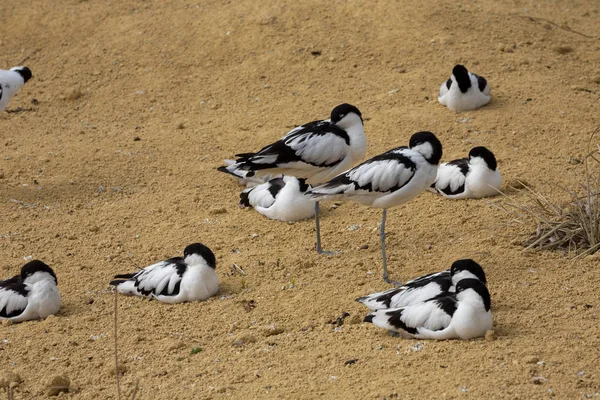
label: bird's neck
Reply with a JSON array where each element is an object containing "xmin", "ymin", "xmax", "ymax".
[{"xmin": 346, "ymin": 123, "xmax": 367, "ymax": 161}]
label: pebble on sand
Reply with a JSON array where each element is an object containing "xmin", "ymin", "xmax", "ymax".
[{"xmin": 46, "ymin": 375, "xmax": 70, "ymax": 396}]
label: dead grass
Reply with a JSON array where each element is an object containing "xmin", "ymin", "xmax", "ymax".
[{"xmin": 497, "ymin": 140, "xmax": 600, "ymax": 258}]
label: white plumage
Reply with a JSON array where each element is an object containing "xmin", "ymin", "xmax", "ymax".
[
  {"xmin": 364, "ymin": 279, "xmax": 492, "ymax": 340},
  {"xmin": 308, "ymin": 131, "xmax": 443, "ymax": 282},
  {"xmin": 0, "ymin": 260, "xmax": 61, "ymax": 323},
  {"xmin": 239, "ymin": 175, "xmax": 315, "ymax": 222},
  {"xmin": 110, "ymin": 243, "xmax": 218, "ymax": 303},
  {"xmin": 0, "ymin": 66, "xmax": 32, "ymax": 111},
  {"xmin": 356, "ymin": 259, "xmax": 486, "ymax": 310},
  {"xmin": 430, "ymin": 146, "xmax": 501, "ymax": 199},
  {"xmin": 438, "ymin": 64, "xmax": 490, "ymax": 112},
  {"xmin": 218, "ymin": 103, "xmax": 366, "ymax": 253}
]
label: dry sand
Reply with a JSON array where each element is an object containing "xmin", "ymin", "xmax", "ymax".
[{"xmin": 1, "ymin": 0, "xmax": 599, "ymax": 398}]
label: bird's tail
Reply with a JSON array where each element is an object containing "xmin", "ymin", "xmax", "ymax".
[
  {"xmin": 306, "ymin": 183, "xmax": 347, "ymax": 201},
  {"xmin": 109, "ymin": 279, "xmax": 128, "ymax": 287},
  {"xmin": 112, "ymin": 273, "xmax": 135, "ymax": 280},
  {"xmin": 239, "ymin": 188, "xmax": 253, "ymax": 208},
  {"xmin": 355, "ymin": 291, "xmax": 397, "ymax": 310}
]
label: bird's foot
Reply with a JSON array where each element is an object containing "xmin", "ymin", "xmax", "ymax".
[
  {"xmin": 316, "ymin": 246, "xmax": 340, "ymax": 255},
  {"xmin": 388, "ymin": 330, "xmax": 400, "ymax": 337},
  {"xmin": 383, "ymin": 274, "xmax": 402, "ymax": 287}
]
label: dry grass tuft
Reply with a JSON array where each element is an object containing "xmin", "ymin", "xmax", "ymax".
[{"xmin": 497, "ymin": 141, "xmax": 600, "ymax": 258}]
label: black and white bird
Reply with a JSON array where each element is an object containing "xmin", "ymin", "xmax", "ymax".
[
  {"xmin": 364, "ymin": 278, "xmax": 492, "ymax": 340},
  {"xmin": 429, "ymin": 146, "xmax": 501, "ymax": 199},
  {"xmin": 0, "ymin": 66, "xmax": 33, "ymax": 112},
  {"xmin": 438, "ymin": 64, "xmax": 490, "ymax": 112},
  {"xmin": 239, "ymin": 175, "xmax": 315, "ymax": 222},
  {"xmin": 218, "ymin": 103, "xmax": 366, "ymax": 253},
  {"xmin": 308, "ymin": 131, "xmax": 443, "ymax": 283},
  {"xmin": 356, "ymin": 259, "xmax": 486, "ymax": 310},
  {"xmin": 110, "ymin": 243, "xmax": 218, "ymax": 303},
  {"xmin": 0, "ymin": 260, "xmax": 61, "ymax": 323}
]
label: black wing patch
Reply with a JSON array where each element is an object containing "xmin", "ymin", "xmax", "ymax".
[
  {"xmin": 433, "ymin": 295, "xmax": 458, "ymax": 319},
  {"xmin": 239, "ymin": 189, "xmax": 252, "ymax": 207},
  {"xmin": 267, "ymin": 177, "xmax": 286, "ymax": 198},
  {"xmin": 385, "ymin": 309, "xmax": 418, "ymax": 335},
  {"xmin": 476, "ymin": 75, "xmax": 487, "ymax": 92},
  {"xmin": 0, "ymin": 275, "xmax": 28, "ymax": 318},
  {"xmin": 445, "ymin": 78, "xmax": 452, "ymax": 90},
  {"xmin": 439, "ymin": 158, "xmax": 469, "ymax": 196}
]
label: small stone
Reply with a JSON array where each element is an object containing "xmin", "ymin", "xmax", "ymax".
[
  {"xmin": 532, "ymin": 376, "xmax": 547, "ymax": 385},
  {"xmin": 553, "ymin": 45, "xmax": 574, "ymax": 54},
  {"xmin": 31, "ymin": 98, "xmax": 40, "ymax": 105},
  {"xmin": 523, "ymin": 355, "xmax": 539, "ymax": 364},
  {"xmin": 168, "ymin": 341, "xmax": 186, "ymax": 351},
  {"xmin": 209, "ymin": 207, "xmax": 227, "ymax": 215},
  {"xmin": 176, "ymin": 122, "xmax": 185, "ymax": 130},
  {"xmin": 344, "ymin": 359, "xmax": 358, "ymax": 366},
  {"xmin": 232, "ymin": 334, "xmax": 257, "ymax": 347},
  {"xmin": 359, "ymin": 244, "xmax": 369, "ymax": 250},
  {"xmin": 0, "ymin": 371, "xmax": 22, "ymax": 389},
  {"xmin": 46, "ymin": 375, "xmax": 70, "ymax": 396},
  {"xmin": 133, "ymin": 136, "xmax": 141, "ymax": 141},
  {"xmin": 263, "ymin": 325, "xmax": 285, "ymax": 337},
  {"xmin": 485, "ymin": 330, "xmax": 495, "ymax": 341},
  {"xmin": 64, "ymin": 88, "xmax": 83, "ymax": 101}
]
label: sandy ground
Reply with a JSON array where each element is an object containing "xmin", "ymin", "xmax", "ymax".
[{"xmin": 1, "ymin": 0, "xmax": 599, "ymax": 398}]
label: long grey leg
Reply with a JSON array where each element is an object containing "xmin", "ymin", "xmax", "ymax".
[
  {"xmin": 315, "ymin": 201, "xmax": 336, "ymax": 255},
  {"xmin": 380, "ymin": 208, "xmax": 389, "ymax": 282},
  {"xmin": 380, "ymin": 209, "xmax": 400, "ymax": 285}
]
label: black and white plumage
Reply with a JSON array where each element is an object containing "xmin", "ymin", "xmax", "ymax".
[
  {"xmin": 0, "ymin": 66, "xmax": 32, "ymax": 112},
  {"xmin": 239, "ymin": 175, "xmax": 315, "ymax": 222},
  {"xmin": 219, "ymin": 159, "xmax": 271, "ymax": 187},
  {"xmin": 218, "ymin": 103, "xmax": 366, "ymax": 253},
  {"xmin": 0, "ymin": 260, "xmax": 61, "ymax": 323},
  {"xmin": 429, "ymin": 146, "xmax": 501, "ymax": 199},
  {"xmin": 438, "ymin": 64, "xmax": 490, "ymax": 112},
  {"xmin": 308, "ymin": 131, "xmax": 443, "ymax": 282},
  {"xmin": 356, "ymin": 259, "xmax": 486, "ymax": 310},
  {"xmin": 364, "ymin": 279, "xmax": 492, "ymax": 340},
  {"xmin": 110, "ymin": 243, "xmax": 218, "ymax": 303}
]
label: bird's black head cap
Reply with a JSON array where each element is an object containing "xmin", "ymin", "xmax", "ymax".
[
  {"xmin": 452, "ymin": 64, "xmax": 471, "ymax": 93},
  {"xmin": 409, "ymin": 131, "xmax": 443, "ymax": 165},
  {"xmin": 184, "ymin": 243, "xmax": 216, "ymax": 269},
  {"xmin": 330, "ymin": 103, "xmax": 362, "ymax": 124},
  {"xmin": 450, "ymin": 259, "xmax": 487, "ymax": 285},
  {"xmin": 15, "ymin": 66, "xmax": 32, "ymax": 83},
  {"xmin": 455, "ymin": 278, "xmax": 491, "ymax": 311},
  {"xmin": 21, "ymin": 260, "xmax": 57, "ymax": 283},
  {"xmin": 469, "ymin": 146, "xmax": 497, "ymax": 171}
]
